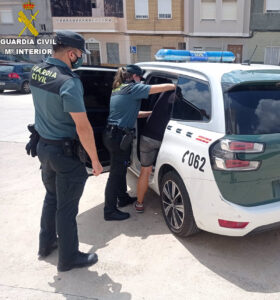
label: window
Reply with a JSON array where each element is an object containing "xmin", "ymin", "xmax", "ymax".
[
  {"xmin": 158, "ymin": 0, "xmax": 172, "ymax": 19},
  {"xmin": 86, "ymin": 43, "xmax": 101, "ymax": 65},
  {"xmin": 266, "ymin": 0, "xmax": 280, "ymax": 12},
  {"xmin": 201, "ymin": 0, "xmax": 216, "ymax": 20},
  {"xmin": 222, "ymin": 0, "xmax": 237, "ymax": 20},
  {"xmin": 40, "ymin": 24, "xmax": 46, "ymax": 32},
  {"xmin": 22, "ymin": 65, "xmax": 33, "ymax": 72},
  {"xmin": 137, "ymin": 45, "xmax": 151, "ymax": 62},
  {"xmin": 178, "ymin": 42, "xmax": 186, "ymax": 50},
  {"xmin": 0, "ymin": 10, "xmax": 13, "ymax": 24},
  {"xmin": 135, "ymin": 0, "xmax": 149, "ymax": 19},
  {"xmin": 91, "ymin": 0, "xmax": 96, "ymax": 8},
  {"xmin": 224, "ymin": 83, "xmax": 280, "ymax": 134},
  {"xmin": 106, "ymin": 43, "xmax": 120, "ymax": 64},
  {"xmin": 172, "ymin": 76, "xmax": 211, "ymax": 121},
  {"xmin": 0, "ymin": 65, "xmax": 14, "ymax": 73},
  {"xmin": 264, "ymin": 47, "xmax": 280, "ymax": 65}
]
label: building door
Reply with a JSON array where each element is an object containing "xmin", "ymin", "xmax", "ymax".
[
  {"xmin": 137, "ymin": 45, "xmax": 151, "ymax": 62},
  {"xmin": 227, "ymin": 45, "xmax": 243, "ymax": 63},
  {"xmin": 86, "ymin": 43, "xmax": 101, "ymax": 65}
]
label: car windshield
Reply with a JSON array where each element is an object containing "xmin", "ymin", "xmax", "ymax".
[
  {"xmin": 224, "ymin": 82, "xmax": 280, "ymax": 134},
  {"xmin": 0, "ymin": 65, "xmax": 14, "ymax": 73}
]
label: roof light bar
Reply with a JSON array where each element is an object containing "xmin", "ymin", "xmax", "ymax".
[{"xmin": 155, "ymin": 49, "xmax": 236, "ymax": 63}]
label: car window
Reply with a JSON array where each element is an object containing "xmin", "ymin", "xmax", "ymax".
[
  {"xmin": 79, "ymin": 70, "xmax": 116, "ymax": 109},
  {"xmin": 172, "ymin": 76, "xmax": 211, "ymax": 122},
  {"xmin": 0, "ymin": 65, "xmax": 14, "ymax": 73},
  {"xmin": 22, "ymin": 65, "xmax": 33, "ymax": 72},
  {"xmin": 224, "ymin": 82, "xmax": 280, "ymax": 134},
  {"xmin": 143, "ymin": 73, "xmax": 177, "ymax": 111}
]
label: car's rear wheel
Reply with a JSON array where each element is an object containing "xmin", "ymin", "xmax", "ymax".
[
  {"xmin": 21, "ymin": 81, "xmax": 30, "ymax": 94},
  {"xmin": 160, "ymin": 171, "xmax": 200, "ymax": 237}
]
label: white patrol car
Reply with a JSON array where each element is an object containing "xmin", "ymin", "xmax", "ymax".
[{"xmin": 75, "ymin": 60, "xmax": 280, "ymax": 237}]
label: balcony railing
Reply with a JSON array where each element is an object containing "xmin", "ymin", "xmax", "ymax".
[{"xmin": 53, "ymin": 17, "xmax": 125, "ymax": 32}]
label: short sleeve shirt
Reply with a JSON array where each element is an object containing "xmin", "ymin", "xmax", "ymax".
[
  {"xmin": 108, "ymin": 82, "xmax": 151, "ymax": 129},
  {"xmin": 30, "ymin": 57, "xmax": 85, "ymax": 140}
]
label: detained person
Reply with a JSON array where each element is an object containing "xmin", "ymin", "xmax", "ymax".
[
  {"xmin": 103, "ymin": 64, "xmax": 176, "ymax": 221},
  {"xmin": 136, "ymin": 90, "xmax": 176, "ymax": 212}
]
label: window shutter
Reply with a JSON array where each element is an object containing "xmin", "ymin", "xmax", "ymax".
[
  {"xmin": 158, "ymin": 0, "xmax": 172, "ymax": 19},
  {"xmin": 222, "ymin": 0, "xmax": 237, "ymax": 20},
  {"xmin": 135, "ymin": 0, "xmax": 149, "ymax": 19},
  {"xmin": 201, "ymin": 0, "xmax": 216, "ymax": 20},
  {"xmin": 266, "ymin": 0, "xmax": 280, "ymax": 11}
]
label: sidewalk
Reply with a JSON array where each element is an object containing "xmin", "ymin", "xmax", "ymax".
[{"xmin": 1, "ymin": 141, "xmax": 280, "ymax": 300}]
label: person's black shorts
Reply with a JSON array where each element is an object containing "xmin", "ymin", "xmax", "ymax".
[{"xmin": 140, "ymin": 135, "xmax": 162, "ymax": 167}]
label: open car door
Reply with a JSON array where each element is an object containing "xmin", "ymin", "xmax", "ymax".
[{"xmin": 74, "ymin": 67, "xmax": 117, "ymax": 173}]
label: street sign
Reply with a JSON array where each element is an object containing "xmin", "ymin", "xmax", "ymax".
[{"xmin": 130, "ymin": 46, "xmax": 137, "ymax": 54}]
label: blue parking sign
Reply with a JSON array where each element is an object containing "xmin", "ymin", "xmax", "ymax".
[{"xmin": 130, "ymin": 46, "xmax": 137, "ymax": 54}]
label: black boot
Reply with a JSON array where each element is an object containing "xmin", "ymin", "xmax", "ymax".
[
  {"xmin": 38, "ymin": 239, "xmax": 58, "ymax": 258},
  {"xmin": 118, "ymin": 194, "xmax": 137, "ymax": 207},
  {"xmin": 58, "ymin": 251, "xmax": 98, "ymax": 272},
  {"xmin": 104, "ymin": 208, "xmax": 130, "ymax": 221}
]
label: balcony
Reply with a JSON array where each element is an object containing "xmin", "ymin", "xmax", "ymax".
[{"xmin": 52, "ymin": 17, "xmax": 125, "ymax": 33}]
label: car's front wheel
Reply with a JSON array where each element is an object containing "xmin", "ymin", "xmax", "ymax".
[
  {"xmin": 21, "ymin": 81, "xmax": 30, "ymax": 94},
  {"xmin": 160, "ymin": 171, "xmax": 200, "ymax": 237}
]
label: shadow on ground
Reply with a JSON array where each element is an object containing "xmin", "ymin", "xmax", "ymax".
[
  {"xmin": 177, "ymin": 228, "xmax": 280, "ymax": 293},
  {"xmin": 43, "ymin": 170, "xmax": 280, "ymax": 297},
  {"xmin": 43, "ymin": 247, "xmax": 131, "ymax": 300}
]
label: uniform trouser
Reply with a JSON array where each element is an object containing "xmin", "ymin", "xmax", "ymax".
[
  {"xmin": 37, "ymin": 140, "xmax": 88, "ymax": 265},
  {"xmin": 103, "ymin": 128, "xmax": 131, "ymax": 214}
]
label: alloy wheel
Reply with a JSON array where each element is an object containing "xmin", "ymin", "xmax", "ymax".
[{"xmin": 162, "ymin": 180, "xmax": 185, "ymax": 230}]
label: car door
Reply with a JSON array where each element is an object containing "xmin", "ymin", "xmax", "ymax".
[
  {"xmin": 74, "ymin": 68, "xmax": 116, "ymax": 173},
  {"xmin": 129, "ymin": 71, "xmax": 178, "ymax": 175}
]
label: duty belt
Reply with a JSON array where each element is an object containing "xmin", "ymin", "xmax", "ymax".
[
  {"xmin": 40, "ymin": 136, "xmax": 75, "ymax": 146},
  {"xmin": 106, "ymin": 124, "xmax": 135, "ymax": 134}
]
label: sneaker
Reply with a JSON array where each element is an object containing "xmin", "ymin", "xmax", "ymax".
[{"xmin": 135, "ymin": 201, "xmax": 144, "ymax": 213}]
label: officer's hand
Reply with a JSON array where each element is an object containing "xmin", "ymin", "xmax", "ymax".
[{"xmin": 92, "ymin": 160, "xmax": 103, "ymax": 176}]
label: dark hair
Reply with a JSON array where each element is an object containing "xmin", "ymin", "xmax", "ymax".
[
  {"xmin": 112, "ymin": 67, "xmax": 133, "ymax": 89},
  {"xmin": 52, "ymin": 44, "xmax": 72, "ymax": 53}
]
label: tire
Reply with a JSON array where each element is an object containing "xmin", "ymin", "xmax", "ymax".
[
  {"xmin": 160, "ymin": 171, "xmax": 200, "ymax": 237},
  {"xmin": 0, "ymin": 90, "xmax": 4, "ymax": 93},
  {"xmin": 21, "ymin": 81, "xmax": 30, "ymax": 94}
]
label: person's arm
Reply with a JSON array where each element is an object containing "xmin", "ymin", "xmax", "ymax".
[
  {"xmin": 149, "ymin": 83, "xmax": 176, "ymax": 95},
  {"xmin": 138, "ymin": 111, "xmax": 152, "ymax": 118},
  {"xmin": 70, "ymin": 112, "xmax": 103, "ymax": 176}
]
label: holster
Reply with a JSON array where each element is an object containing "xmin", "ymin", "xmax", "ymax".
[
  {"xmin": 120, "ymin": 130, "xmax": 134, "ymax": 151},
  {"xmin": 25, "ymin": 124, "xmax": 40, "ymax": 157},
  {"xmin": 74, "ymin": 139, "xmax": 90, "ymax": 165}
]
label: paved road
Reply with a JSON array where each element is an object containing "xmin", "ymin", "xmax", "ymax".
[{"xmin": 0, "ymin": 91, "xmax": 280, "ymax": 300}]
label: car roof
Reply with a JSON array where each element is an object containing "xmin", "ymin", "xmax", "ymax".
[{"xmin": 137, "ymin": 61, "xmax": 280, "ymax": 81}]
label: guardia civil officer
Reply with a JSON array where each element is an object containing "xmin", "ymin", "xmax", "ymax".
[
  {"xmin": 30, "ymin": 31, "xmax": 103, "ymax": 272},
  {"xmin": 103, "ymin": 65, "xmax": 176, "ymax": 221}
]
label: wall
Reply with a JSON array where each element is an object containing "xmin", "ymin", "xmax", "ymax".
[
  {"xmin": 126, "ymin": 0, "xmax": 184, "ymax": 32},
  {"xmin": 187, "ymin": 0, "xmax": 250, "ymax": 36},
  {"xmin": 250, "ymin": 0, "xmax": 280, "ymax": 31}
]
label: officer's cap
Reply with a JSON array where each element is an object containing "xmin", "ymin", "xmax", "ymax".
[
  {"xmin": 126, "ymin": 64, "xmax": 144, "ymax": 79},
  {"xmin": 55, "ymin": 30, "xmax": 90, "ymax": 54}
]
